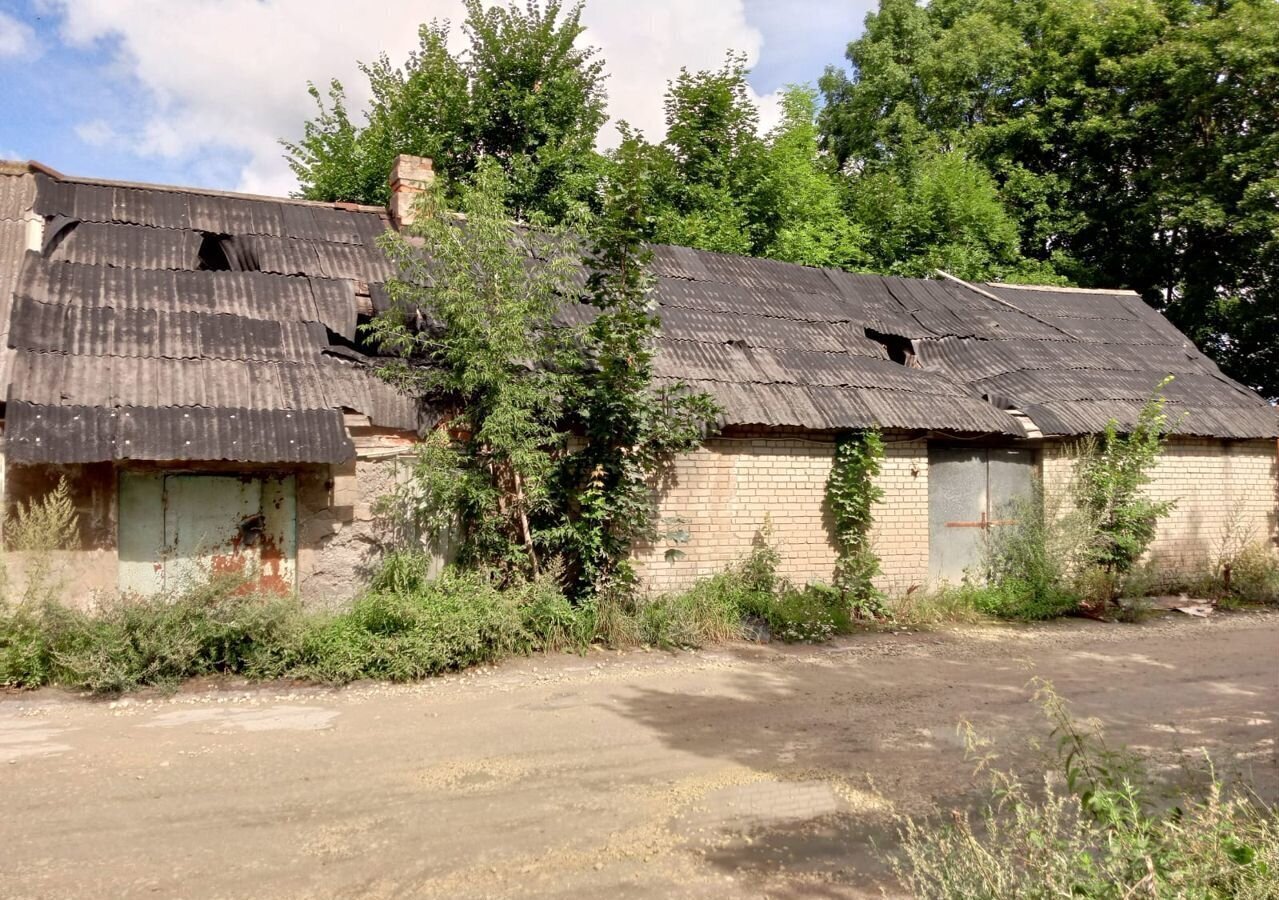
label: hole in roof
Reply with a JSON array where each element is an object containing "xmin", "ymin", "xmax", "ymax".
[
  {"xmin": 865, "ymin": 328, "xmax": 919, "ymax": 367},
  {"xmin": 197, "ymin": 232, "xmax": 259, "ymax": 272},
  {"xmin": 41, "ymin": 215, "xmax": 79, "ymax": 258},
  {"xmin": 325, "ymin": 324, "xmax": 384, "ymax": 361},
  {"xmin": 197, "ymin": 232, "xmax": 232, "ymax": 271}
]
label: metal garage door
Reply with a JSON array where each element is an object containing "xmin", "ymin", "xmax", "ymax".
[
  {"xmin": 928, "ymin": 448, "xmax": 1034, "ymax": 583},
  {"xmin": 118, "ymin": 473, "xmax": 297, "ymax": 595}
]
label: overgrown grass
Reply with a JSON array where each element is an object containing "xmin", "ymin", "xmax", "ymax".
[
  {"xmin": 0, "ymin": 539, "xmax": 876, "ymax": 692},
  {"xmin": 0, "ymin": 575, "xmax": 306, "ymax": 692},
  {"xmin": 893, "ymin": 683, "xmax": 1279, "ymax": 898}
]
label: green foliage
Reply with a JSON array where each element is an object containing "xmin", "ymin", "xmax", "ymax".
[
  {"xmin": 1072, "ymin": 379, "xmax": 1177, "ymax": 578},
  {"xmin": 371, "ymin": 141, "xmax": 715, "ymax": 599},
  {"xmin": 647, "ymin": 52, "xmax": 770, "ymax": 255},
  {"xmin": 369, "ymin": 161, "xmax": 579, "ymax": 577},
  {"xmin": 283, "ymin": 0, "xmax": 606, "ymax": 222},
  {"xmin": 756, "ymin": 584, "xmax": 855, "ymax": 643},
  {"xmin": 826, "ymin": 430, "xmax": 888, "ymax": 618},
  {"xmin": 296, "ymin": 568, "xmax": 533, "ymax": 683},
  {"xmin": 846, "ymin": 146, "xmax": 1056, "ymax": 282},
  {"xmin": 554, "ymin": 133, "xmax": 719, "ymax": 596},
  {"xmin": 760, "ymin": 86, "xmax": 867, "ymax": 269},
  {"xmin": 820, "ymin": 0, "xmax": 1279, "ymax": 398},
  {"xmin": 975, "ymin": 484, "xmax": 1088, "ymax": 620},
  {"xmin": 0, "ymin": 576, "xmax": 304, "ymax": 692},
  {"xmin": 894, "ymin": 683, "xmax": 1279, "ymax": 897}
]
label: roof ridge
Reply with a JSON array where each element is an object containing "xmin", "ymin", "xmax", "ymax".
[
  {"xmin": 987, "ymin": 281, "xmax": 1139, "ymax": 296},
  {"xmin": 9, "ymin": 159, "xmax": 388, "ymax": 215}
]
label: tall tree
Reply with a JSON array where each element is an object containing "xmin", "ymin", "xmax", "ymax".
[
  {"xmin": 820, "ymin": 0, "xmax": 1279, "ymax": 398},
  {"xmin": 758, "ymin": 86, "xmax": 866, "ymax": 270},
  {"xmin": 646, "ymin": 53, "xmax": 770, "ymax": 255},
  {"xmin": 283, "ymin": 0, "xmax": 606, "ymax": 222}
]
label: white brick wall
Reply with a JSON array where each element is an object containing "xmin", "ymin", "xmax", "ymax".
[
  {"xmin": 1043, "ymin": 437, "xmax": 1278, "ymax": 572},
  {"xmin": 637, "ymin": 431, "xmax": 1278, "ymax": 594},
  {"xmin": 633, "ymin": 431, "xmax": 929, "ymax": 594}
]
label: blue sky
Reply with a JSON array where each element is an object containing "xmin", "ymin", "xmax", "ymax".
[{"xmin": 0, "ymin": 1, "xmax": 872, "ymax": 195}]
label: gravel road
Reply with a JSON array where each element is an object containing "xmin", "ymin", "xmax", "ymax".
[{"xmin": 2, "ymin": 611, "xmax": 1276, "ymax": 899}]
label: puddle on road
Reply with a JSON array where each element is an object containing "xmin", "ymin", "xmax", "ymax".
[
  {"xmin": 141, "ymin": 705, "xmax": 339, "ymax": 732},
  {"xmin": 0, "ymin": 718, "xmax": 74, "ymax": 761}
]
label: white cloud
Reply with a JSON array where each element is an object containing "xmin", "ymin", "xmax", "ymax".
[
  {"xmin": 0, "ymin": 10, "xmax": 38, "ymax": 58},
  {"xmin": 43, "ymin": 0, "xmax": 782, "ymax": 194},
  {"xmin": 75, "ymin": 118, "xmax": 119, "ymax": 147}
]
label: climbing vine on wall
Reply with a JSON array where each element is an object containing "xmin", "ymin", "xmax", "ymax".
[{"xmin": 826, "ymin": 430, "xmax": 887, "ymax": 618}]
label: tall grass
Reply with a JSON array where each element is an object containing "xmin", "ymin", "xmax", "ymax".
[
  {"xmin": 0, "ymin": 535, "xmax": 874, "ymax": 692},
  {"xmin": 893, "ymin": 683, "xmax": 1279, "ymax": 898}
]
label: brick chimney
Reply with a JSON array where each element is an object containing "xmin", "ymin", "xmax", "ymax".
[{"xmin": 388, "ymin": 154, "xmax": 435, "ymax": 229}]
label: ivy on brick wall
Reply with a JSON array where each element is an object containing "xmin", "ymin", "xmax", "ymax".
[{"xmin": 826, "ymin": 429, "xmax": 888, "ymax": 618}]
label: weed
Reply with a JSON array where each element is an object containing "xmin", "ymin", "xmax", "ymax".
[{"xmin": 893, "ymin": 682, "xmax": 1279, "ymax": 898}]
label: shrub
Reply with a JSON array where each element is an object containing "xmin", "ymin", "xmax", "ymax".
[
  {"xmin": 296, "ymin": 568, "xmax": 533, "ymax": 683},
  {"xmin": 937, "ymin": 578, "xmax": 1078, "ymax": 622},
  {"xmin": 1071, "ymin": 380, "xmax": 1176, "ymax": 581},
  {"xmin": 755, "ymin": 583, "xmax": 852, "ymax": 642},
  {"xmin": 1228, "ymin": 542, "xmax": 1279, "ymax": 605},
  {"xmin": 893, "ymin": 684, "xmax": 1279, "ymax": 898},
  {"xmin": 0, "ymin": 576, "xmax": 306, "ymax": 692}
]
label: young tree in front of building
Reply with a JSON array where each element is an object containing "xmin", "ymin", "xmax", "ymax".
[
  {"xmin": 371, "ymin": 150, "xmax": 715, "ymax": 598},
  {"xmin": 553, "ymin": 134, "xmax": 719, "ymax": 597}
]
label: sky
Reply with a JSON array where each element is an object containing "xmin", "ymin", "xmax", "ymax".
[{"xmin": 0, "ymin": 0, "xmax": 874, "ymax": 197}]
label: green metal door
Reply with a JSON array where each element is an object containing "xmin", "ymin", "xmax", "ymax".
[{"xmin": 117, "ymin": 473, "xmax": 297, "ymax": 596}]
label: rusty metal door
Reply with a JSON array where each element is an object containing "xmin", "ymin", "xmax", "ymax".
[
  {"xmin": 117, "ymin": 473, "xmax": 297, "ymax": 596},
  {"xmin": 164, "ymin": 475, "xmax": 263, "ymax": 590},
  {"xmin": 928, "ymin": 448, "xmax": 1033, "ymax": 582}
]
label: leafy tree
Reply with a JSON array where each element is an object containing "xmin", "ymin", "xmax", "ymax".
[
  {"xmin": 848, "ymin": 144, "xmax": 1053, "ymax": 281},
  {"xmin": 283, "ymin": 0, "xmax": 606, "ymax": 222},
  {"xmin": 370, "ymin": 150, "xmax": 715, "ymax": 597},
  {"xmin": 1073, "ymin": 379, "xmax": 1177, "ymax": 579},
  {"xmin": 554, "ymin": 135, "xmax": 719, "ymax": 597},
  {"xmin": 820, "ymin": 0, "xmax": 1279, "ymax": 397},
  {"xmin": 758, "ymin": 86, "xmax": 867, "ymax": 269},
  {"xmin": 369, "ymin": 161, "xmax": 580, "ymax": 575},
  {"xmin": 642, "ymin": 53, "xmax": 771, "ymax": 255}
]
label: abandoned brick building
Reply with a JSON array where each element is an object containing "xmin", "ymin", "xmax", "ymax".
[{"xmin": 0, "ymin": 156, "xmax": 1275, "ymax": 604}]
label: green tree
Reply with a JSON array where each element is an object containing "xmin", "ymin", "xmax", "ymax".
[
  {"xmin": 1073, "ymin": 380, "xmax": 1177, "ymax": 580},
  {"xmin": 643, "ymin": 53, "xmax": 771, "ymax": 255},
  {"xmin": 759, "ymin": 86, "xmax": 867, "ymax": 269},
  {"xmin": 820, "ymin": 0, "xmax": 1279, "ymax": 398},
  {"xmin": 554, "ymin": 135, "xmax": 719, "ymax": 596},
  {"xmin": 369, "ymin": 161, "xmax": 580, "ymax": 575},
  {"xmin": 283, "ymin": 0, "xmax": 606, "ymax": 222}
]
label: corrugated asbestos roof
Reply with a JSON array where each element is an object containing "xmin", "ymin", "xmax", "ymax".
[
  {"xmin": 0, "ymin": 166, "xmax": 420, "ymax": 464},
  {"xmin": 634, "ymin": 245, "xmax": 1276, "ymax": 438},
  {"xmin": 1, "ymin": 163, "xmax": 1274, "ymax": 457}
]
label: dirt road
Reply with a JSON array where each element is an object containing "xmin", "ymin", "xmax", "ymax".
[{"xmin": 2, "ymin": 612, "xmax": 1276, "ymax": 899}]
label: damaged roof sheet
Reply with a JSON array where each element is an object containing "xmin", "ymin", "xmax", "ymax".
[
  {"xmin": 640, "ymin": 245, "xmax": 1277, "ymax": 438},
  {"xmin": 2, "ymin": 163, "xmax": 1274, "ymax": 460},
  {"xmin": 1, "ymin": 168, "xmax": 419, "ymax": 464}
]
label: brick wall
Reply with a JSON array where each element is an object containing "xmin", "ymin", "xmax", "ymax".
[
  {"xmin": 633, "ymin": 430, "xmax": 930, "ymax": 594},
  {"xmin": 1043, "ymin": 437, "xmax": 1277, "ymax": 572}
]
